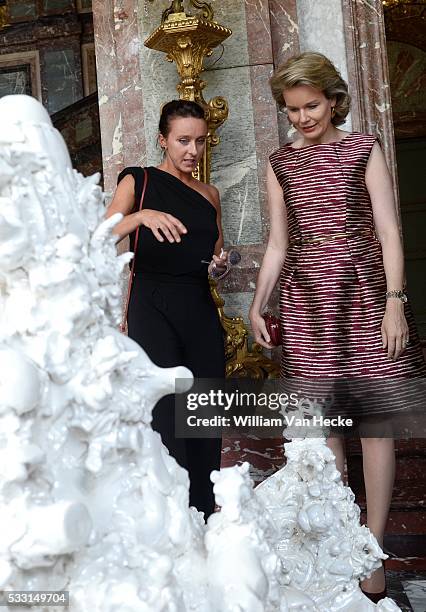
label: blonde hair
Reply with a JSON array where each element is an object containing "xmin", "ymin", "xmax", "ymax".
[{"xmin": 270, "ymin": 52, "xmax": 350, "ymax": 126}]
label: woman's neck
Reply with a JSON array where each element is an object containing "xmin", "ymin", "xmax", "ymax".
[
  {"xmin": 157, "ymin": 160, "xmax": 194, "ymax": 184},
  {"xmin": 300, "ymin": 126, "xmax": 344, "ymax": 147}
]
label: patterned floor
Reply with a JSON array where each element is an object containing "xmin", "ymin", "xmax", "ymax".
[{"xmin": 387, "ymin": 568, "xmax": 426, "ymax": 611}]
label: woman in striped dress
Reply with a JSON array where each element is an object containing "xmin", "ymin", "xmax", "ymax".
[{"xmin": 249, "ymin": 52, "xmax": 425, "ymax": 602}]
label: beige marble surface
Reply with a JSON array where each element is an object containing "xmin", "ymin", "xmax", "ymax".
[{"xmin": 205, "ymin": 65, "xmax": 262, "ymax": 246}]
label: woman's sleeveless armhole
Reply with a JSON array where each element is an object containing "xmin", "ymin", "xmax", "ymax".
[
  {"xmin": 269, "ymin": 150, "xmax": 280, "ymax": 180},
  {"xmin": 116, "ymin": 166, "xmax": 146, "ymax": 255},
  {"xmin": 117, "ymin": 166, "xmax": 145, "ymax": 213},
  {"xmin": 364, "ymin": 134, "xmax": 382, "ymax": 166}
]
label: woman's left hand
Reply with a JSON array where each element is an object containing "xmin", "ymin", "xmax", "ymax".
[
  {"xmin": 208, "ymin": 250, "xmax": 228, "ymax": 278},
  {"xmin": 381, "ymin": 300, "xmax": 409, "ymax": 360}
]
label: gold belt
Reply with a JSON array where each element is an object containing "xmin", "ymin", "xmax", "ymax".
[{"xmin": 290, "ymin": 228, "xmax": 375, "ymax": 246}]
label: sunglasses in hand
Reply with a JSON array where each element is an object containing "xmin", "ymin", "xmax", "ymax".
[{"xmin": 201, "ymin": 248, "xmax": 241, "ymax": 280}]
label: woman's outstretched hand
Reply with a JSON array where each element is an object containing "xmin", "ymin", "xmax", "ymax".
[
  {"xmin": 139, "ymin": 209, "xmax": 187, "ymax": 243},
  {"xmin": 381, "ymin": 300, "xmax": 409, "ymax": 360},
  {"xmin": 249, "ymin": 309, "xmax": 274, "ymax": 349}
]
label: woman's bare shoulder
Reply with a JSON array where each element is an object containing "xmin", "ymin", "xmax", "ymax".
[
  {"xmin": 118, "ymin": 173, "xmax": 135, "ymax": 187},
  {"xmin": 193, "ymin": 179, "xmax": 220, "ymax": 207}
]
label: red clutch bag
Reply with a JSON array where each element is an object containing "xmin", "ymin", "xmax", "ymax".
[{"xmin": 262, "ymin": 312, "xmax": 282, "ymax": 346}]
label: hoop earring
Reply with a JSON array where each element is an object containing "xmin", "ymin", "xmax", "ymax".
[{"xmin": 331, "ymin": 106, "xmax": 336, "ymax": 119}]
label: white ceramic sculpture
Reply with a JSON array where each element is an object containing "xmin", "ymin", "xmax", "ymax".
[
  {"xmin": 0, "ymin": 94, "xmax": 196, "ymax": 610},
  {"xmin": 0, "ymin": 95, "xmax": 400, "ymax": 611},
  {"xmin": 255, "ymin": 438, "xmax": 400, "ymax": 611},
  {"xmin": 207, "ymin": 463, "xmax": 317, "ymax": 611}
]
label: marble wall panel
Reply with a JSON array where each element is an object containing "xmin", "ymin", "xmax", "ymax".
[
  {"xmin": 136, "ymin": 28, "xmax": 177, "ymax": 166},
  {"xmin": 246, "ymin": 63, "xmax": 279, "ymax": 239},
  {"xmin": 0, "ymin": 13, "xmax": 81, "ymax": 48},
  {"xmin": 113, "ymin": 3, "xmax": 147, "ymax": 169},
  {"xmin": 220, "ymin": 290, "xmax": 254, "ymax": 322},
  {"xmin": 220, "ymin": 242, "xmax": 266, "ymax": 292},
  {"xmin": 244, "ymin": 0, "xmax": 273, "ymax": 65},
  {"xmin": 204, "ymin": 66, "xmax": 262, "ymax": 246},
  {"xmin": 207, "ymin": 0, "xmax": 250, "ymax": 69},
  {"xmin": 93, "ymin": 0, "xmax": 146, "ymax": 197},
  {"xmin": 93, "ymin": 1, "xmax": 122, "ymax": 103},
  {"xmin": 268, "ymin": 0, "xmax": 300, "ymax": 145},
  {"xmin": 297, "ymin": 0, "xmax": 346, "ymax": 63},
  {"xmin": 9, "ymin": 1, "xmax": 37, "ymax": 21},
  {"xmin": 269, "ymin": 0, "xmax": 299, "ymax": 67},
  {"xmin": 0, "ymin": 15, "xmax": 82, "ymax": 111},
  {"xmin": 244, "ymin": 0, "xmax": 278, "ymax": 237},
  {"xmin": 221, "ymin": 436, "xmax": 284, "ymax": 483},
  {"xmin": 42, "ymin": 47, "xmax": 82, "ymax": 113}
]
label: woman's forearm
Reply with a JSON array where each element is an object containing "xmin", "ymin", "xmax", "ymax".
[
  {"xmin": 214, "ymin": 236, "xmax": 224, "ymax": 257},
  {"xmin": 109, "ymin": 210, "xmax": 143, "ymax": 243},
  {"xmin": 380, "ymin": 229, "xmax": 405, "ymax": 292},
  {"xmin": 250, "ymin": 245, "xmax": 286, "ymax": 313}
]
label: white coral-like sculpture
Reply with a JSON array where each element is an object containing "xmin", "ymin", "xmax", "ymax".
[
  {"xmin": 256, "ymin": 438, "xmax": 400, "ymax": 611},
  {"xmin": 0, "ymin": 95, "xmax": 196, "ymax": 609},
  {"xmin": 206, "ymin": 463, "xmax": 316, "ymax": 611}
]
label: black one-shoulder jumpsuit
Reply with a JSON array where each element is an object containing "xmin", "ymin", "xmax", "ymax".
[{"xmin": 117, "ymin": 166, "xmax": 225, "ymax": 518}]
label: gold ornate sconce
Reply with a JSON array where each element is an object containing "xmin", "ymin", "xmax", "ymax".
[{"xmin": 144, "ymin": 0, "xmax": 232, "ymax": 183}]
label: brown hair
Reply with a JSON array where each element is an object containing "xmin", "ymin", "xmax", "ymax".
[
  {"xmin": 159, "ymin": 100, "xmax": 206, "ymax": 137},
  {"xmin": 270, "ymin": 52, "xmax": 350, "ymax": 126}
]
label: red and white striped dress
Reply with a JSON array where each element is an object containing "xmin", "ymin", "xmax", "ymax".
[{"xmin": 269, "ymin": 132, "xmax": 425, "ymax": 379}]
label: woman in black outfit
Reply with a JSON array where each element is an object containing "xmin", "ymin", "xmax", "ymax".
[{"xmin": 106, "ymin": 100, "xmax": 227, "ymax": 518}]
